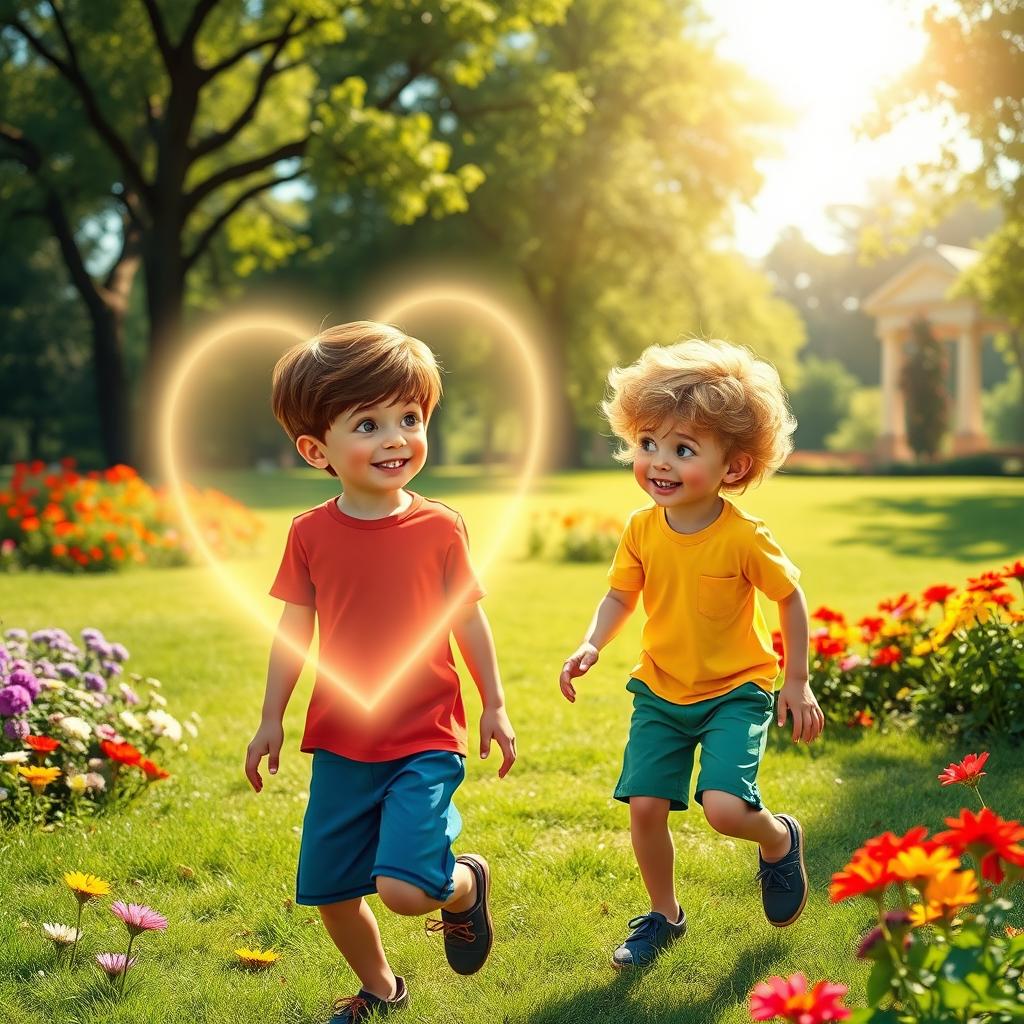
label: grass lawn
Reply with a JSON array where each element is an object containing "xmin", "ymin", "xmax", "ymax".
[{"xmin": 1, "ymin": 470, "xmax": 1022, "ymax": 1024}]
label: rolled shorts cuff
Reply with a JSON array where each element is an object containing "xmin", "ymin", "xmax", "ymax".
[
  {"xmin": 372, "ymin": 864, "xmax": 455, "ymax": 903},
  {"xmin": 694, "ymin": 784, "xmax": 763, "ymax": 811}
]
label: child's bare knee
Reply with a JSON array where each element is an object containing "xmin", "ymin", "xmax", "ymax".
[
  {"xmin": 629, "ymin": 796, "xmax": 671, "ymax": 828},
  {"xmin": 701, "ymin": 791, "xmax": 745, "ymax": 835},
  {"xmin": 375, "ymin": 875, "xmax": 431, "ymax": 916}
]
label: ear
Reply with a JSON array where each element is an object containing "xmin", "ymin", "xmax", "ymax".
[
  {"xmin": 722, "ymin": 451, "xmax": 753, "ymax": 486},
  {"xmin": 295, "ymin": 434, "xmax": 330, "ymax": 471}
]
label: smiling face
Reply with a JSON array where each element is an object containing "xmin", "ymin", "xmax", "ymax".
[
  {"xmin": 632, "ymin": 419, "xmax": 747, "ymax": 509},
  {"xmin": 297, "ymin": 396, "xmax": 428, "ymax": 500}
]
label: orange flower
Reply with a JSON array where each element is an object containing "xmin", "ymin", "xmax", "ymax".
[
  {"xmin": 966, "ymin": 571, "xmax": 1006, "ymax": 594},
  {"xmin": 25, "ymin": 735, "xmax": 60, "ymax": 753},
  {"xmin": 846, "ymin": 710, "xmax": 874, "ymax": 728},
  {"xmin": 871, "ymin": 645, "xmax": 902, "ymax": 667},
  {"xmin": 829, "ymin": 855, "xmax": 892, "ymax": 903},
  {"xmin": 138, "ymin": 758, "xmax": 170, "ymax": 780},
  {"xmin": 1002, "ymin": 560, "xmax": 1024, "ymax": 581},
  {"xmin": 21, "ymin": 517, "xmax": 40, "ymax": 532},
  {"xmin": 936, "ymin": 808, "xmax": 1024, "ymax": 884},
  {"xmin": 889, "ymin": 844, "xmax": 960, "ymax": 887},
  {"xmin": 100, "ymin": 740, "xmax": 142, "ymax": 766},
  {"xmin": 922, "ymin": 584, "xmax": 956, "ymax": 606}
]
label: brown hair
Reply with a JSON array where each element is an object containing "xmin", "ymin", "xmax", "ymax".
[
  {"xmin": 601, "ymin": 338, "xmax": 796, "ymax": 492},
  {"xmin": 271, "ymin": 321, "xmax": 442, "ymax": 477}
]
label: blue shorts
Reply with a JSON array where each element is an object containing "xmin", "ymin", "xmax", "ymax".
[{"xmin": 296, "ymin": 748, "xmax": 465, "ymax": 906}]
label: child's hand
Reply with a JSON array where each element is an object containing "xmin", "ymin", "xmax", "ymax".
[
  {"xmin": 559, "ymin": 642, "xmax": 599, "ymax": 702},
  {"xmin": 776, "ymin": 679, "xmax": 825, "ymax": 744},
  {"xmin": 245, "ymin": 720, "xmax": 284, "ymax": 792},
  {"xmin": 479, "ymin": 705, "xmax": 517, "ymax": 778}
]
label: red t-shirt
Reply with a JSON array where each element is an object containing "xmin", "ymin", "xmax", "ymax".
[{"xmin": 269, "ymin": 493, "xmax": 485, "ymax": 761}]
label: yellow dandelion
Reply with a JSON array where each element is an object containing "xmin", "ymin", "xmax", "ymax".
[
  {"xmin": 17, "ymin": 765, "xmax": 62, "ymax": 792},
  {"xmin": 235, "ymin": 946, "xmax": 280, "ymax": 970},
  {"xmin": 63, "ymin": 871, "xmax": 111, "ymax": 904}
]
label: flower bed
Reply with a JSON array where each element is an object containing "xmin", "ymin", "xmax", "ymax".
[
  {"xmin": 0, "ymin": 459, "xmax": 261, "ymax": 573},
  {"xmin": 783, "ymin": 562, "xmax": 1024, "ymax": 741},
  {"xmin": 749, "ymin": 754, "xmax": 1024, "ymax": 1023},
  {"xmin": 0, "ymin": 626, "xmax": 198, "ymax": 826},
  {"xmin": 526, "ymin": 509, "xmax": 625, "ymax": 562}
]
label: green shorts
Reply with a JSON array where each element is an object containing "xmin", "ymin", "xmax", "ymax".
[{"xmin": 614, "ymin": 678, "xmax": 774, "ymax": 811}]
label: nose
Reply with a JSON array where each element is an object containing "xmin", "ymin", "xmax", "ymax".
[
  {"xmin": 652, "ymin": 448, "xmax": 671, "ymax": 470},
  {"xmin": 382, "ymin": 426, "xmax": 407, "ymax": 448}
]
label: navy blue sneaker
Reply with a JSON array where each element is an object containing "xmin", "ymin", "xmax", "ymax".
[
  {"xmin": 426, "ymin": 853, "xmax": 493, "ymax": 975},
  {"xmin": 328, "ymin": 976, "xmax": 409, "ymax": 1022},
  {"xmin": 611, "ymin": 906, "xmax": 687, "ymax": 969},
  {"xmin": 756, "ymin": 814, "xmax": 808, "ymax": 927}
]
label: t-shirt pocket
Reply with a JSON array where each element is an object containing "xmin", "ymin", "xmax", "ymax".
[{"xmin": 697, "ymin": 574, "xmax": 745, "ymax": 620}]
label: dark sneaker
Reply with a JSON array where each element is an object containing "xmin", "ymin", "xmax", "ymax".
[
  {"xmin": 611, "ymin": 907, "xmax": 687, "ymax": 969},
  {"xmin": 425, "ymin": 853, "xmax": 493, "ymax": 975},
  {"xmin": 328, "ymin": 975, "xmax": 409, "ymax": 1023},
  {"xmin": 756, "ymin": 814, "xmax": 808, "ymax": 927}
]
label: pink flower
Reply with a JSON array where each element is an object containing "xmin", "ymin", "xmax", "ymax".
[
  {"xmin": 111, "ymin": 901, "xmax": 168, "ymax": 935},
  {"xmin": 96, "ymin": 952, "xmax": 137, "ymax": 978},
  {"xmin": 839, "ymin": 654, "xmax": 864, "ymax": 672},
  {"xmin": 750, "ymin": 972, "xmax": 851, "ymax": 1023}
]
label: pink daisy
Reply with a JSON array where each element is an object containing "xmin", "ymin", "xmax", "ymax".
[
  {"xmin": 96, "ymin": 952, "xmax": 137, "ymax": 978},
  {"xmin": 110, "ymin": 901, "xmax": 168, "ymax": 935}
]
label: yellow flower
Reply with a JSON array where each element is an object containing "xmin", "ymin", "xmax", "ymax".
[
  {"xmin": 67, "ymin": 774, "xmax": 89, "ymax": 795},
  {"xmin": 908, "ymin": 901, "xmax": 943, "ymax": 927},
  {"xmin": 890, "ymin": 845, "xmax": 959, "ymax": 887},
  {"xmin": 63, "ymin": 871, "xmax": 111, "ymax": 903},
  {"xmin": 922, "ymin": 868, "xmax": 979, "ymax": 913},
  {"xmin": 912, "ymin": 640, "xmax": 933, "ymax": 657},
  {"xmin": 234, "ymin": 947, "xmax": 280, "ymax": 970},
  {"xmin": 17, "ymin": 765, "xmax": 61, "ymax": 792}
]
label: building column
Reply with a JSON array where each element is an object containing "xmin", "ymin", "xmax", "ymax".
[
  {"xmin": 876, "ymin": 328, "xmax": 910, "ymax": 461},
  {"xmin": 953, "ymin": 323, "xmax": 987, "ymax": 455}
]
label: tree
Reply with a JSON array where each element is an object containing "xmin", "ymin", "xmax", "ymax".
[
  {"xmin": 900, "ymin": 318, "xmax": 949, "ymax": 461},
  {"xmin": 788, "ymin": 357, "xmax": 857, "ymax": 451},
  {"xmin": 0, "ymin": 0, "xmax": 562, "ymax": 466},
  {"xmin": 872, "ymin": 1, "xmax": 1024, "ymax": 377},
  {"xmin": 410, "ymin": 0, "xmax": 804, "ymax": 466}
]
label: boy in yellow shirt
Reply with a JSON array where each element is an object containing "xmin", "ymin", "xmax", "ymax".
[{"xmin": 559, "ymin": 338, "xmax": 823, "ymax": 969}]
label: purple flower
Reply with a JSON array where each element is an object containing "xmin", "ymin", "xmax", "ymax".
[
  {"xmin": 9, "ymin": 659, "xmax": 30, "ymax": 673},
  {"xmin": 8, "ymin": 669, "xmax": 40, "ymax": 698},
  {"xmin": 109, "ymin": 643, "xmax": 130, "ymax": 662},
  {"xmin": 0, "ymin": 685, "xmax": 32, "ymax": 717},
  {"xmin": 119, "ymin": 684, "xmax": 139, "ymax": 705},
  {"xmin": 34, "ymin": 659, "xmax": 57, "ymax": 679},
  {"xmin": 80, "ymin": 627, "xmax": 104, "ymax": 642},
  {"xmin": 57, "ymin": 663, "xmax": 81, "ymax": 679},
  {"xmin": 4, "ymin": 629, "xmax": 27, "ymax": 642},
  {"xmin": 3, "ymin": 717, "xmax": 29, "ymax": 741},
  {"xmin": 95, "ymin": 724, "xmax": 119, "ymax": 742},
  {"xmin": 95, "ymin": 952, "xmax": 137, "ymax": 979},
  {"xmin": 83, "ymin": 673, "xmax": 107, "ymax": 693},
  {"xmin": 102, "ymin": 660, "xmax": 123, "ymax": 677}
]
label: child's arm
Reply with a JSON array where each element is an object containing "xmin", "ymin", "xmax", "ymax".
[
  {"xmin": 452, "ymin": 602, "xmax": 516, "ymax": 778},
  {"xmin": 244, "ymin": 601, "xmax": 316, "ymax": 792},
  {"xmin": 559, "ymin": 587, "xmax": 640, "ymax": 703},
  {"xmin": 774, "ymin": 585, "xmax": 824, "ymax": 743}
]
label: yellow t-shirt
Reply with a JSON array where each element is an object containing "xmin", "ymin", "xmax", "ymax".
[{"xmin": 607, "ymin": 497, "xmax": 800, "ymax": 705}]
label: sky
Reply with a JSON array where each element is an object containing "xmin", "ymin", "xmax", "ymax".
[{"xmin": 705, "ymin": 0, "xmax": 950, "ymax": 259}]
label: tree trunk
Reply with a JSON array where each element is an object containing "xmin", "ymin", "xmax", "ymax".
[{"xmin": 541, "ymin": 306, "xmax": 584, "ymax": 471}]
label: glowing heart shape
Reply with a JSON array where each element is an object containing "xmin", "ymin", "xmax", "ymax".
[{"xmin": 160, "ymin": 282, "xmax": 548, "ymax": 713}]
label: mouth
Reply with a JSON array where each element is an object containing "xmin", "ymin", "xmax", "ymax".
[
  {"xmin": 373, "ymin": 458, "xmax": 410, "ymax": 471},
  {"xmin": 649, "ymin": 478, "xmax": 681, "ymax": 494}
]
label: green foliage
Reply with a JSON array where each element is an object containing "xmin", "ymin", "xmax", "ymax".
[
  {"xmin": 789, "ymin": 357, "xmax": 858, "ymax": 450},
  {"xmin": 984, "ymin": 369, "xmax": 1024, "ymax": 446},
  {"xmin": 900, "ymin": 319, "xmax": 949, "ymax": 461},
  {"xmin": 826, "ymin": 388, "xmax": 881, "ymax": 455}
]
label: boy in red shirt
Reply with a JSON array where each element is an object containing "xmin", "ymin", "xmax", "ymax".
[{"xmin": 244, "ymin": 321, "xmax": 516, "ymax": 1022}]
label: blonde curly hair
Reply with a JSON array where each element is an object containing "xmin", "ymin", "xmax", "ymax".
[{"xmin": 601, "ymin": 338, "xmax": 796, "ymax": 492}]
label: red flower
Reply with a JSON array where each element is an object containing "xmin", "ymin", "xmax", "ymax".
[
  {"xmin": 750, "ymin": 972, "xmax": 850, "ymax": 1023},
  {"xmin": 859, "ymin": 827, "xmax": 931, "ymax": 866},
  {"xmin": 24, "ymin": 735, "xmax": 60, "ymax": 753},
  {"xmin": 829, "ymin": 855, "xmax": 892, "ymax": 902},
  {"xmin": 846, "ymin": 710, "xmax": 874, "ymax": 728},
  {"xmin": 1003, "ymin": 560, "xmax": 1024, "ymax": 581},
  {"xmin": 138, "ymin": 758, "xmax": 170, "ymax": 780},
  {"xmin": 871, "ymin": 645, "xmax": 902, "ymax": 667},
  {"xmin": 935, "ymin": 808, "xmax": 1024, "ymax": 884},
  {"xmin": 922, "ymin": 584, "xmax": 956, "ymax": 607},
  {"xmin": 966, "ymin": 571, "xmax": 1006, "ymax": 594},
  {"xmin": 812, "ymin": 635, "xmax": 846, "ymax": 659},
  {"xmin": 991, "ymin": 592, "xmax": 1014, "ymax": 607},
  {"xmin": 878, "ymin": 593, "xmax": 912, "ymax": 616},
  {"xmin": 811, "ymin": 606, "xmax": 845, "ymax": 625},
  {"xmin": 100, "ymin": 739, "xmax": 142, "ymax": 766},
  {"xmin": 938, "ymin": 752, "xmax": 988, "ymax": 789},
  {"xmin": 771, "ymin": 630, "xmax": 786, "ymax": 668},
  {"xmin": 857, "ymin": 616, "xmax": 885, "ymax": 642}
]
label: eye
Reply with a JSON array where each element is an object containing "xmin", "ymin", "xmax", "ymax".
[
  {"xmin": 402, "ymin": 412, "xmax": 420, "ymax": 427},
  {"xmin": 639, "ymin": 437, "xmax": 655, "ymax": 452},
  {"xmin": 676, "ymin": 444, "xmax": 694, "ymax": 458},
  {"xmin": 355, "ymin": 419, "xmax": 376, "ymax": 433}
]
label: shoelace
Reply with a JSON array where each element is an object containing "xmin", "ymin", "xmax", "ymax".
[
  {"xmin": 624, "ymin": 914, "xmax": 661, "ymax": 942},
  {"xmin": 425, "ymin": 917, "xmax": 475, "ymax": 943},
  {"xmin": 330, "ymin": 994, "xmax": 370, "ymax": 1019},
  {"xmin": 755, "ymin": 860, "xmax": 797, "ymax": 893}
]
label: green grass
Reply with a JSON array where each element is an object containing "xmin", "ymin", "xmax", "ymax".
[{"xmin": 1, "ymin": 470, "xmax": 1022, "ymax": 1024}]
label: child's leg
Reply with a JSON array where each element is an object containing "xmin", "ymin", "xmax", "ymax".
[
  {"xmin": 374, "ymin": 864, "xmax": 475, "ymax": 917},
  {"xmin": 629, "ymin": 796, "xmax": 682, "ymax": 920},
  {"xmin": 318, "ymin": 897, "xmax": 397, "ymax": 1000},
  {"xmin": 701, "ymin": 789, "xmax": 790, "ymax": 860}
]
